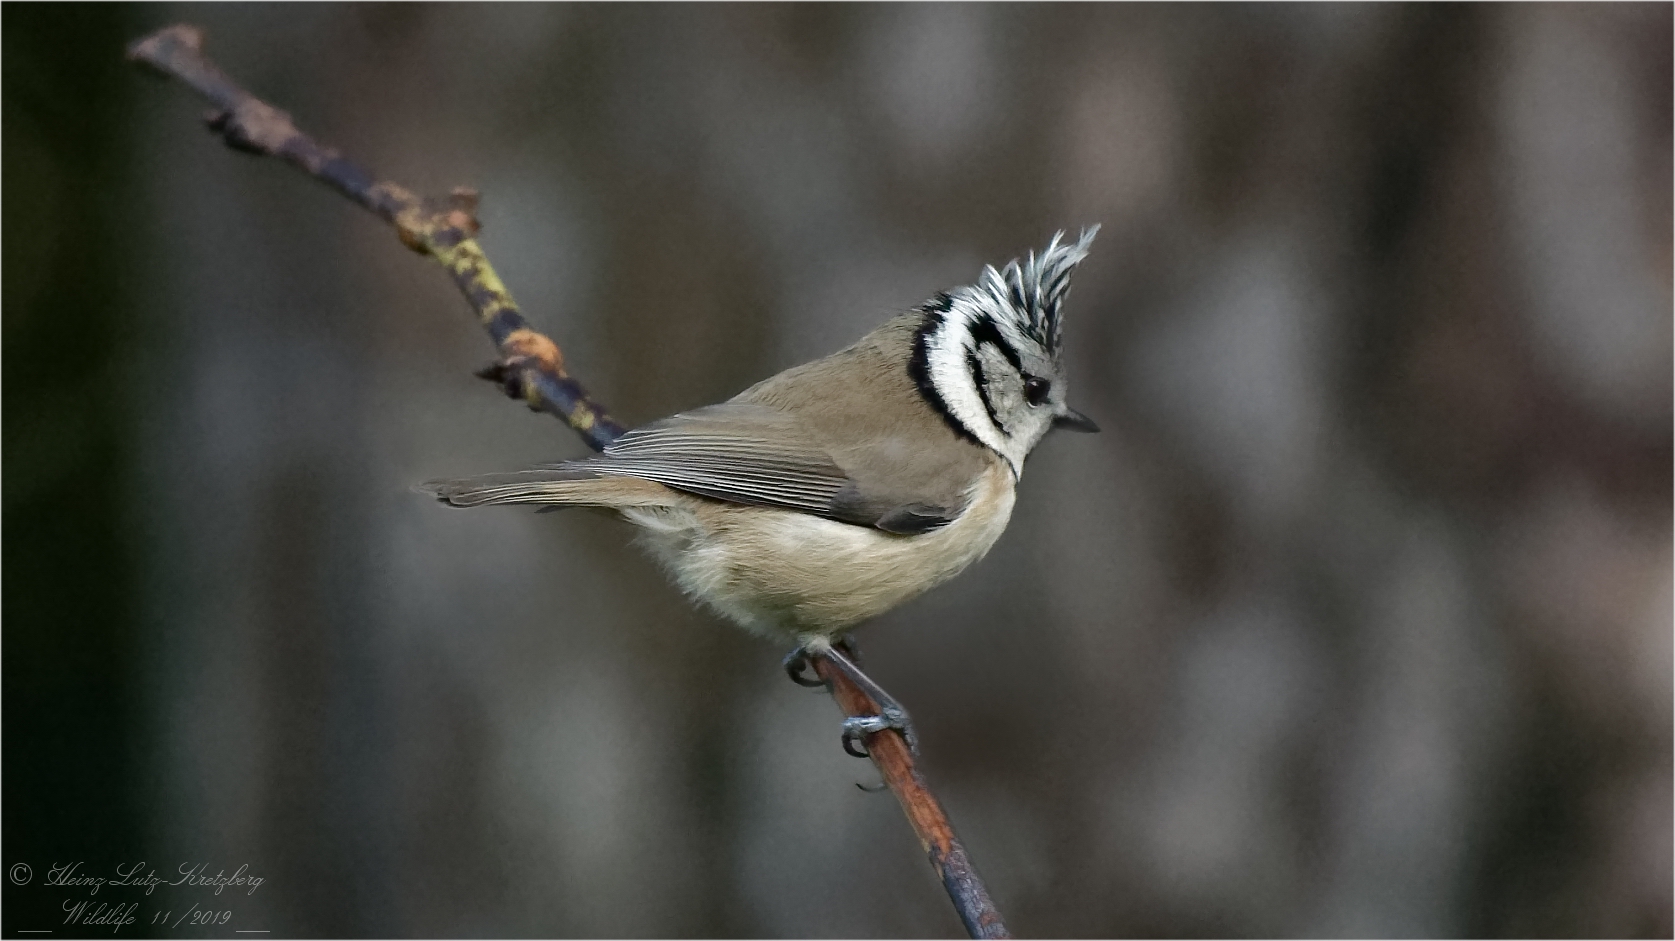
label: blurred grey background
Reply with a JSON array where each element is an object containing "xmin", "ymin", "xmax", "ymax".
[{"xmin": 4, "ymin": 3, "xmax": 1670, "ymax": 937}]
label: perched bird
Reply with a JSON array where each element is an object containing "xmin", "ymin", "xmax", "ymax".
[{"xmin": 424, "ymin": 229, "xmax": 1100, "ymax": 753}]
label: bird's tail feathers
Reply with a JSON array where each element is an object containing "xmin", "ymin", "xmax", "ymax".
[{"xmin": 417, "ymin": 469, "xmax": 669, "ymax": 509}]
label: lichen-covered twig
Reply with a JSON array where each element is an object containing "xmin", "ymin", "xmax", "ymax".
[
  {"xmin": 127, "ymin": 24, "xmax": 624, "ymax": 451},
  {"xmin": 127, "ymin": 24, "xmax": 1009, "ymax": 939}
]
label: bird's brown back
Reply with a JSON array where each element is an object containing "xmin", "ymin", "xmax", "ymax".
[{"xmin": 733, "ymin": 312, "xmax": 1001, "ymax": 518}]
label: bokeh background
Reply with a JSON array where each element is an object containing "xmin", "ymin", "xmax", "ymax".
[{"xmin": 5, "ymin": 3, "xmax": 1670, "ymax": 937}]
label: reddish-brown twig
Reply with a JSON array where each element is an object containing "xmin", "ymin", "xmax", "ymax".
[
  {"xmin": 128, "ymin": 24, "xmax": 1010, "ymax": 939},
  {"xmin": 814, "ymin": 657, "xmax": 1009, "ymax": 938}
]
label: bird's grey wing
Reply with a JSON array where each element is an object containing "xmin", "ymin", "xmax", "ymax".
[{"xmin": 559, "ymin": 403, "xmax": 961, "ymax": 532}]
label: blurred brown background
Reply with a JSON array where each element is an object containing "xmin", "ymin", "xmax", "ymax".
[{"xmin": 4, "ymin": 3, "xmax": 1670, "ymax": 937}]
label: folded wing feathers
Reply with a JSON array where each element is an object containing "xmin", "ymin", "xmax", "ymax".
[
  {"xmin": 422, "ymin": 403, "xmax": 957, "ymax": 532},
  {"xmin": 423, "ymin": 404, "xmax": 853, "ymax": 515}
]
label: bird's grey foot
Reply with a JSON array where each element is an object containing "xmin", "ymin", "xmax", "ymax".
[
  {"xmin": 825, "ymin": 645, "xmax": 919, "ymax": 758},
  {"xmin": 841, "ymin": 704, "xmax": 918, "ymax": 758},
  {"xmin": 781, "ymin": 635, "xmax": 861, "ymax": 686},
  {"xmin": 782, "ymin": 641, "xmax": 919, "ymax": 757},
  {"xmin": 834, "ymin": 633, "xmax": 862, "ymax": 666},
  {"xmin": 782, "ymin": 647, "xmax": 824, "ymax": 688}
]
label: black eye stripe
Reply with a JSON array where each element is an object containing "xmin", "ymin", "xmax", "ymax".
[{"xmin": 966, "ymin": 349, "xmax": 1005, "ymax": 431}]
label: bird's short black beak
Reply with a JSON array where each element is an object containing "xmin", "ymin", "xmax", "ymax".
[{"xmin": 1053, "ymin": 407, "xmax": 1100, "ymax": 433}]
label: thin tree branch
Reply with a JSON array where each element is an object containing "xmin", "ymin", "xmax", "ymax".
[
  {"xmin": 127, "ymin": 23, "xmax": 1010, "ymax": 939},
  {"xmin": 814, "ymin": 657, "xmax": 1010, "ymax": 939},
  {"xmin": 128, "ymin": 24, "xmax": 624, "ymax": 452}
]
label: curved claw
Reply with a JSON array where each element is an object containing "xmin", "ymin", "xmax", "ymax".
[
  {"xmin": 833, "ymin": 634, "xmax": 863, "ymax": 667},
  {"xmin": 842, "ymin": 726, "xmax": 871, "ymax": 759},
  {"xmin": 841, "ymin": 711, "xmax": 922, "ymax": 759},
  {"xmin": 855, "ymin": 778, "xmax": 888, "ymax": 793},
  {"xmin": 782, "ymin": 649, "xmax": 825, "ymax": 688},
  {"xmin": 846, "ymin": 713, "xmax": 920, "ymax": 758}
]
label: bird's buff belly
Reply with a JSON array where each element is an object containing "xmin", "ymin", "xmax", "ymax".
[{"xmin": 623, "ymin": 463, "xmax": 1016, "ymax": 641}]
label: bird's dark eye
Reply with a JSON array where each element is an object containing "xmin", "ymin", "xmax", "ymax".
[{"xmin": 1023, "ymin": 376, "xmax": 1051, "ymax": 406}]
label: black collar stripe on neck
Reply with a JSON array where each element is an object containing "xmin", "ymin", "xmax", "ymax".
[{"xmin": 908, "ymin": 299, "xmax": 986, "ymax": 450}]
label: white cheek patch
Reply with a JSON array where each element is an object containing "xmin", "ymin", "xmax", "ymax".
[
  {"xmin": 922, "ymin": 298, "xmax": 1037, "ymax": 476},
  {"xmin": 922, "ymin": 313, "xmax": 1008, "ymax": 457}
]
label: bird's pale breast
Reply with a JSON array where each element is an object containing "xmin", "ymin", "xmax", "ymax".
[{"xmin": 623, "ymin": 460, "xmax": 1016, "ymax": 642}]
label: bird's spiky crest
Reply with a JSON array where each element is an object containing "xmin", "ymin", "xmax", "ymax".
[
  {"xmin": 909, "ymin": 227, "xmax": 1100, "ymax": 474},
  {"xmin": 971, "ymin": 225, "xmax": 1099, "ymax": 356}
]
